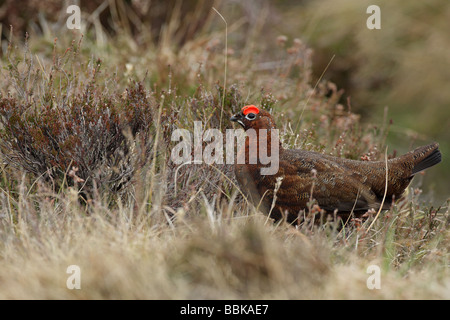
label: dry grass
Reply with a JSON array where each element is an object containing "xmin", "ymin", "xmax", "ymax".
[
  {"xmin": 0, "ymin": 179, "xmax": 448, "ymax": 299},
  {"xmin": 0, "ymin": 1, "xmax": 448, "ymax": 300}
]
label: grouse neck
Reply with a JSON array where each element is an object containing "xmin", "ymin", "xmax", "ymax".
[
  {"xmin": 242, "ymin": 126, "xmax": 282, "ymax": 174},
  {"xmin": 244, "ymin": 121, "xmax": 283, "ymax": 153}
]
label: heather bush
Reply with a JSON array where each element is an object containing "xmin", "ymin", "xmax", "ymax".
[{"xmin": 0, "ymin": 41, "xmax": 162, "ymax": 197}]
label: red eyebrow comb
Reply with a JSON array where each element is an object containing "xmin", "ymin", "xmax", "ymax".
[{"xmin": 241, "ymin": 105, "xmax": 260, "ymax": 115}]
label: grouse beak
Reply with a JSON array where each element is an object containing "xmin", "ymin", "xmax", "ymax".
[{"xmin": 230, "ymin": 112, "xmax": 245, "ymax": 128}]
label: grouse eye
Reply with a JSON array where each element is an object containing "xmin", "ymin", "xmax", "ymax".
[{"xmin": 245, "ymin": 113, "xmax": 256, "ymax": 120}]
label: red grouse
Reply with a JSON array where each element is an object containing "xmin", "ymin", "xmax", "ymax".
[{"xmin": 230, "ymin": 105, "xmax": 442, "ymax": 223}]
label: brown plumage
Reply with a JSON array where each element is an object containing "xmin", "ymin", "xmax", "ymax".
[{"xmin": 231, "ymin": 105, "xmax": 442, "ymax": 223}]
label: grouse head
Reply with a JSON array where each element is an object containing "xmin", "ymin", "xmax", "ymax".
[{"xmin": 230, "ymin": 105, "xmax": 277, "ymax": 131}]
